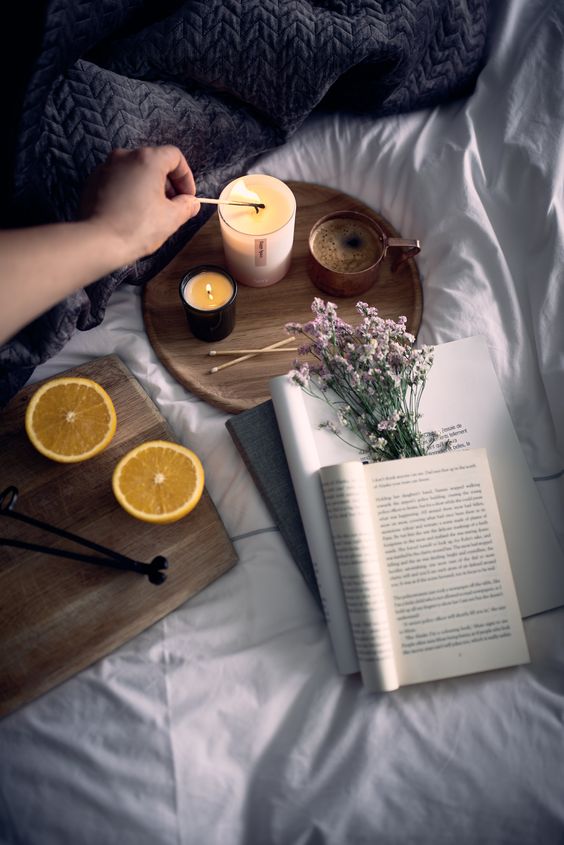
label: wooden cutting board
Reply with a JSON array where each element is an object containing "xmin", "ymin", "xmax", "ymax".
[
  {"xmin": 0, "ymin": 356, "xmax": 237, "ymax": 719},
  {"xmin": 143, "ymin": 181, "xmax": 423, "ymax": 414}
]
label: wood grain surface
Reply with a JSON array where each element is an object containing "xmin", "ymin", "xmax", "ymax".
[
  {"xmin": 143, "ymin": 181, "xmax": 423, "ymax": 414},
  {"xmin": 0, "ymin": 356, "xmax": 237, "ymax": 718}
]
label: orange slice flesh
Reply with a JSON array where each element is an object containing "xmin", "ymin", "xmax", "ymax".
[
  {"xmin": 25, "ymin": 377, "xmax": 117, "ymax": 463},
  {"xmin": 112, "ymin": 440, "xmax": 205, "ymax": 524}
]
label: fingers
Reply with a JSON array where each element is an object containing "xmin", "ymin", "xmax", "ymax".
[
  {"xmin": 165, "ymin": 176, "xmax": 175, "ymax": 199},
  {"xmin": 105, "ymin": 145, "xmax": 197, "ymax": 197},
  {"xmin": 170, "ymin": 192, "xmax": 201, "ymax": 221},
  {"xmin": 83, "ymin": 145, "xmax": 201, "ymax": 259},
  {"xmin": 154, "ymin": 144, "xmax": 197, "ymax": 196}
]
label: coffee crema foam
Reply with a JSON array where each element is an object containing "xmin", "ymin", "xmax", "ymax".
[{"xmin": 311, "ymin": 218, "xmax": 382, "ymax": 273}]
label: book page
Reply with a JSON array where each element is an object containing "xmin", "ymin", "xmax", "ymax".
[
  {"xmin": 366, "ymin": 449, "xmax": 529, "ymax": 686},
  {"xmin": 296, "ymin": 336, "xmax": 564, "ymax": 618},
  {"xmin": 270, "ymin": 376, "xmax": 359, "ymax": 675},
  {"xmin": 418, "ymin": 336, "xmax": 564, "ymax": 617},
  {"xmin": 321, "ymin": 461, "xmax": 399, "ymax": 692}
]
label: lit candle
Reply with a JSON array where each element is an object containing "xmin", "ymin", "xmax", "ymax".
[
  {"xmin": 218, "ymin": 174, "xmax": 296, "ymax": 287},
  {"xmin": 179, "ymin": 266, "xmax": 237, "ymax": 342},
  {"xmin": 183, "ymin": 270, "xmax": 234, "ymax": 310}
]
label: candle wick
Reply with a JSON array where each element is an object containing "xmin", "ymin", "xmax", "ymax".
[{"xmin": 206, "ymin": 284, "xmax": 214, "ymax": 301}]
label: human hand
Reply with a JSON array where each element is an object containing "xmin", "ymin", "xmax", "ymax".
[{"xmin": 81, "ymin": 146, "xmax": 201, "ymax": 264}]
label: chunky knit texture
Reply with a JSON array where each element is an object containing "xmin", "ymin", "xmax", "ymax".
[{"xmin": 1, "ymin": 0, "xmax": 490, "ymax": 401}]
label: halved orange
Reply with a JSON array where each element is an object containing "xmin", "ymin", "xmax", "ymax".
[
  {"xmin": 112, "ymin": 440, "xmax": 204, "ymax": 524},
  {"xmin": 25, "ymin": 377, "xmax": 117, "ymax": 463}
]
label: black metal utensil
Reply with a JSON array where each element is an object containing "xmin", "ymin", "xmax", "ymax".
[{"xmin": 0, "ymin": 486, "xmax": 168, "ymax": 585}]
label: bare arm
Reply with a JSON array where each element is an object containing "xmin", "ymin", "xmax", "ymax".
[{"xmin": 0, "ymin": 145, "xmax": 200, "ymax": 345}]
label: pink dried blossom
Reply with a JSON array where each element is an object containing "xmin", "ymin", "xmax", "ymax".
[{"xmin": 287, "ymin": 299, "xmax": 434, "ymax": 462}]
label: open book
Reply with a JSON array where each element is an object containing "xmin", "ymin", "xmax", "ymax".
[
  {"xmin": 320, "ymin": 448, "xmax": 529, "ymax": 691},
  {"xmin": 270, "ymin": 336, "xmax": 564, "ymax": 676}
]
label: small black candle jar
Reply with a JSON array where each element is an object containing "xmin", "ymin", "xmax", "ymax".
[{"xmin": 179, "ymin": 265, "xmax": 237, "ymax": 342}]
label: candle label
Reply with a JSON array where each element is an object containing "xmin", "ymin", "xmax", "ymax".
[{"xmin": 254, "ymin": 238, "xmax": 267, "ymax": 266}]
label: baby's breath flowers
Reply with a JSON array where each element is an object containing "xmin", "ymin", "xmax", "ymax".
[{"xmin": 287, "ymin": 299, "xmax": 434, "ymax": 462}]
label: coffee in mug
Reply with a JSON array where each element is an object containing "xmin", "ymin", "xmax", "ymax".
[{"xmin": 310, "ymin": 217, "xmax": 383, "ymax": 273}]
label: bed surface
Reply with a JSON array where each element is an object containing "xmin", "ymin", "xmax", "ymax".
[{"xmin": 1, "ymin": 1, "xmax": 563, "ymax": 842}]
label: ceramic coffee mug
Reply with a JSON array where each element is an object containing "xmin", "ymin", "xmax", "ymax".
[{"xmin": 307, "ymin": 210, "xmax": 420, "ymax": 298}]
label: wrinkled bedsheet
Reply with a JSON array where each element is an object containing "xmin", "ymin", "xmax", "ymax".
[{"xmin": 1, "ymin": 1, "xmax": 563, "ymax": 843}]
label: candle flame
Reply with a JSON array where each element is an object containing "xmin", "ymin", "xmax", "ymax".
[
  {"xmin": 206, "ymin": 283, "xmax": 214, "ymax": 301},
  {"xmin": 229, "ymin": 178, "xmax": 263, "ymax": 210}
]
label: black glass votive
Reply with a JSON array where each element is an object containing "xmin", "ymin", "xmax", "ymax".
[{"xmin": 179, "ymin": 265, "xmax": 237, "ymax": 342}]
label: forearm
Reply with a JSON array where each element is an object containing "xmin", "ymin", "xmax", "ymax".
[
  {"xmin": 0, "ymin": 220, "xmax": 129, "ymax": 344},
  {"xmin": 0, "ymin": 146, "xmax": 199, "ymax": 346}
]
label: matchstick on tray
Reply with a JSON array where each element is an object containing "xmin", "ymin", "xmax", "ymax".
[{"xmin": 208, "ymin": 337, "xmax": 296, "ymax": 373}]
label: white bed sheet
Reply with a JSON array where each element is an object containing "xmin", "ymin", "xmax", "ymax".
[{"xmin": 2, "ymin": 1, "xmax": 564, "ymax": 843}]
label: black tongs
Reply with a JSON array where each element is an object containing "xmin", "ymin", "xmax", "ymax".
[{"xmin": 0, "ymin": 486, "xmax": 167, "ymax": 585}]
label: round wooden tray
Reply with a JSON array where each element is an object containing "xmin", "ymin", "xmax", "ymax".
[{"xmin": 142, "ymin": 181, "xmax": 422, "ymax": 414}]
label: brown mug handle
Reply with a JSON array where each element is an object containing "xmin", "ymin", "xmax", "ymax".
[{"xmin": 385, "ymin": 238, "xmax": 421, "ymax": 271}]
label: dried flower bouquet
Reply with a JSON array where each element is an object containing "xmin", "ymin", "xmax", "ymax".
[{"xmin": 286, "ymin": 299, "xmax": 434, "ymax": 463}]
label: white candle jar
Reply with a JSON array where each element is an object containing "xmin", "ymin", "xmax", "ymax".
[{"xmin": 218, "ymin": 174, "xmax": 296, "ymax": 287}]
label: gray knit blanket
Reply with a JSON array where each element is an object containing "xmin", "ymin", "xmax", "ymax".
[{"xmin": 1, "ymin": 0, "xmax": 490, "ymax": 403}]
